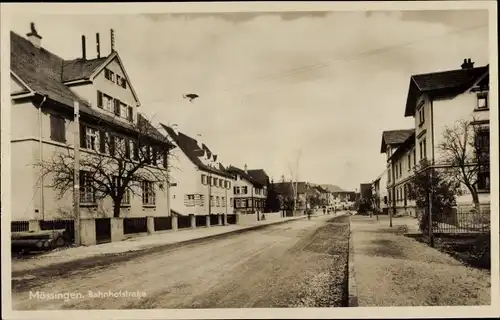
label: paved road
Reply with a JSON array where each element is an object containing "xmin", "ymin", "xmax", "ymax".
[{"xmin": 12, "ymin": 214, "xmax": 350, "ymax": 310}]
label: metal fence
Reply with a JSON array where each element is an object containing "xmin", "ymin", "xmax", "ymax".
[
  {"xmin": 123, "ymin": 217, "xmax": 148, "ymax": 234},
  {"xmin": 433, "ymin": 205, "xmax": 490, "ymax": 234},
  {"xmin": 40, "ymin": 219, "xmax": 75, "ymax": 242},
  {"xmin": 154, "ymin": 217, "xmax": 172, "ymax": 231},
  {"xmin": 11, "ymin": 221, "xmax": 29, "ymax": 232}
]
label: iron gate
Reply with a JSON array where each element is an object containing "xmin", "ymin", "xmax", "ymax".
[{"xmin": 95, "ymin": 218, "xmax": 111, "ymax": 244}]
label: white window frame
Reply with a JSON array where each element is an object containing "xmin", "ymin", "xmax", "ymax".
[
  {"xmin": 80, "ymin": 171, "xmax": 96, "ymax": 204},
  {"xmin": 142, "ymin": 181, "xmax": 156, "ymax": 206},
  {"xmin": 85, "ymin": 127, "xmax": 99, "ymax": 151}
]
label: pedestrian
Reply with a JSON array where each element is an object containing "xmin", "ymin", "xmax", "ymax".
[{"xmin": 307, "ymin": 210, "xmax": 311, "ymax": 220}]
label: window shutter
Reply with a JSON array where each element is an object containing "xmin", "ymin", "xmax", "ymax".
[
  {"xmin": 122, "ymin": 78, "xmax": 127, "ymax": 89},
  {"xmin": 97, "ymin": 91, "xmax": 103, "ymax": 108},
  {"xmin": 99, "ymin": 131, "xmax": 106, "ymax": 153},
  {"xmin": 133, "ymin": 141, "xmax": 139, "ymax": 160},
  {"xmin": 80, "ymin": 124, "xmax": 87, "ymax": 148},
  {"xmin": 50, "ymin": 115, "xmax": 58, "ymax": 141},
  {"xmin": 114, "ymin": 99, "xmax": 121, "ymax": 116},
  {"xmin": 127, "ymin": 106, "xmax": 133, "ymax": 121},
  {"xmin": 163, "ymin": 151, "xmax": 168, "ymax": 168},
  {"xmin": 125, "ymin": 139, "xmax": 131, "ymax": 159},
  {"xmin": 109, "ymin": 135, "xmax": 116, "ymax": 156}
]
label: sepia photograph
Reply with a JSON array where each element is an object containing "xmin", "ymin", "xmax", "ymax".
[{"xmin": 1, "ymin": 1, "xmax": 498, "ymax": 319}]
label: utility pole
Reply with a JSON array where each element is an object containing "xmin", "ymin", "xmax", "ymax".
[
  {"xmin": 253, "ymin": 185, "xmax": 258, "ymax": 221},
  {"xmin": 208, "ymin": 168, "xmax": 212, "ymax": 217},
  {"xmin": 73, "ymin": 101, "xmax": 81, "ymax": 246}
]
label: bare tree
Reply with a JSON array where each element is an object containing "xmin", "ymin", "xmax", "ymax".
[
  {"xmin": 36, "ymin": 114, "xmax": 175, "ymax": 218},
  {"xmin": 437, "ymin": 117, "xmax": 490, "ymax": 214},
  {"xmin": 287, "ymin": 149, "xmax": 302, "ymax": 214}
]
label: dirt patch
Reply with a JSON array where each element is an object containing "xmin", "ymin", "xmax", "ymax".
[{"xmin": 410, "ymin": 233, "xmax": 491, "ymax": 270}]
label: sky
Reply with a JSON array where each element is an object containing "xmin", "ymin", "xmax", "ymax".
[{"xmin": 9, "ymin": 9, "xmax": 489, "ymax": 191}]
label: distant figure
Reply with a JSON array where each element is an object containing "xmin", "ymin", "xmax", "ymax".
[{"xmin": 307, "ymin": 210, "xmax": 311, "ymax": 220}]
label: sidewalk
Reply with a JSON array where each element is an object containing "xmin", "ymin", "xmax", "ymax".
[
  {"xmin": 349, "ymin": 215, "xmax": 491, "ymax": 306},
  {"xmin": 11, "ymin": 215, "xmax": 307, "ymax": 274}
]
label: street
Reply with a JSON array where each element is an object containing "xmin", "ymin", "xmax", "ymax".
[{"xmin": 12, "ymin": 214, "xmax": 350, "ymax": 310}]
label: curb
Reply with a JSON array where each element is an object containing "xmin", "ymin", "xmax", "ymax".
[
  {"xmin": 12, "ymin": 216, "xmax": 307, "ymax": 276},
  {"xmin": 348, "ymin": 218, "xmax": 359, "ymax": 307}
]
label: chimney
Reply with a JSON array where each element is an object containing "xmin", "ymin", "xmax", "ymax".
[
  {"xmin": 110, "ymin": 28, "xmax": 115, "ymax": 53},
  {"xmin": 26, "ymin": 22, "xmax": 42, "ymax": 49},
  {"xmin": 244, "ymin": 164, "xmax": 248, "ymax": 173},
  {"xmin": 461, "ymin": 58, "xmax": 475, "ymax": 69},
  {"xmin": 81, "ymin": 35, "xmax": 87, "ymax": 60},
  {"xmin": 96, "ymin": 33, "xmax": 101, "ymax": 58}
]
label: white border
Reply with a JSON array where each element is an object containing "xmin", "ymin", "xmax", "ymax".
[{"xmin": 1, "ymin": 1, "xmax": 498, "ymax": 319}]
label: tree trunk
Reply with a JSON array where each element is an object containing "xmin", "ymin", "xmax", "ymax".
[
  {"xmin": 471, "ymin": 189, "xmax": 481, "ymax": 214},
  {"xmin": 113, "ymin": 196, "xmax": 122, "ymax": 218}
]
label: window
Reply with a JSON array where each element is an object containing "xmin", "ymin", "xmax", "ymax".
[
  {"xmin": 105, "ymin": 94, "xmax": 113, "ymax": 112},
  {"xmin": 201, "ymin": 174, "xmax": 207, "ymax": 185},
  {"xmin": 242, "ymin": 186, "xmax": 248, "ymax": 194},
  {"xmin": 230, "ymin": 198, "xmax": 233, "ymax": 207},
  {"xmin": 114, "ymin": 176, "xmax": 130, "ymax": 206},
  {"xmin": 399, "ymin": 162, "xmax": 402, "ymax": 176},
  {"xmin": 213, "ymin": 178, "xmax": 218, "ymax": 187},
  {"xmin": 407, "ymin": 154, "xmax": 411, "ymax": 171},
  {"xmin": 115, "ymin": 136, "xmax": 126, "ymax": 157},
  {"xmin": 97, "ymin": 91, "xmax": 103, "ymax": 108},
  {"xmin": 104, "ymin": 69, "xmax": 115, "ymax": 82},
  {"xmin": 120, "ymin": 103, "xmax": 128, "ymax": 119},
  {"xmin": 109, "ymin": 135, "xmax": 116, "ymax": 157},
  {"xmin": 79, "ymin": 171, "xmax": 95, "ymax": 204},
  {"xmin": 388, "ymin": 169, "xmax": 391, "ymax": 183},
  {"xmin": 216, "ymin": 196, "xmax": 220, "ymax": 207},
  {"xmin": 227, "ymin": 181, "xmax": 231, "ymax": 189},
  {"xmin": 50, "ymin": 115, "xmax": 66, "ymax": 143},
  {"xmin": 419, "ymin": 141, "xmax": 423, "ymax": 160},
  {"xmin": 200, "ymin": 195, "xmax": 205, "ymax": 207},
  {"xmin": 142, "ymin": 181, "xmax": 156, "ymax": 206},
  {"xmin": 222, "ymin": 197, "xmax": 226, "ymax": 207},
  {"xmin": 210, "ymin": 196, "xmax": 215, "ymax": 207},
  {"xmin": 413, "ymin": 149, "xmax": 416, "ymax": 166},
  {"xmin": 124, "ymin": 138, "xmax": 131, "ymax": 159},
  {"xmin": 418, "ymin": 103, "xmax": 425, "ymax": 126},
  {"xmin": 120, "ymin": 77, "xmax": 127, "ymax": 89},
  {"xmin": 219, "ymin": 180, "xmax": 223, "ymax": 188},
  {"xmin": 234, "ymin": 187, "xmax": 240, "ymax": 195},
  {"xmin": 477, "ymin": 92, "xmax": 488, "ymax": 109},
  {"xmin": 81, "ymin": 126, "xmax": 98, "ymax": 151},
  {"xmin": 185, "ymin": 195, "xmax": 195, "ymax": 207}
]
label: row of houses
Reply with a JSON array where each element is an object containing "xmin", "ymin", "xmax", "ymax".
[
  {"xmin": 371, "ymin": 58, "xmax": 490, "ymax": 217},
  {"xmin": 8, "ymin": 24, "xmax": 352, "ymax": 245}
]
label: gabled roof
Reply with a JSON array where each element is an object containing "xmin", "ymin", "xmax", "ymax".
[
  {"xmin": 247, "ymin": 169, "xmax": 269, "ymax": 185},
  {"xmin": 314, "ymin": 185, "xmax": 329, "ymax": 193},
  {"xmin": 10, "ymin": 31, "xmax": 168, "ymax": 146},
  {"xmin": 405, "ymin": 65, "xmax": 489, "ymax": 117},
  {"xmin": 226, "ymin": 166, "xmax": 264, "ymax": 188},
  {"xmin": 62, "ymin": 57, "xmax": 108, "ymax": 82},
  {"xmin": 273, "ymin": 181, "xmax": 308, "ymax": 195},
  {"xmin": 380, "ymin": 129, "xmax": 415, "ymax": 153},
  {"xmin": 320, "ymin": 184, "xmax": 344, "ymax": 193},
  {"xmin": 160, "ymin": 124, "xmax": 233, "ymax": 179}
]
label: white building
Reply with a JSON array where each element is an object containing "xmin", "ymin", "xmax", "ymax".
[
  {"xmin": 160, "ymin": 125, "xmax": 235, "ymax": 219},
  {"xmin": 226, "ymin": 165, "xmax": 267, "ymax": 215}
]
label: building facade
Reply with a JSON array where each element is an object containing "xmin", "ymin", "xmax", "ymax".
[
  {"xmin": 161, "ymin": 125, "xmax": 235, "ymax": 218},
  {"xmin": 404, "ymin": 59, "xmax": 490, "ymax": 207},
  {"xmin": 10, "ymin": 26, "xmax": 173, "ymax": 223},
  {"xmin": 381, "ymin": 129, "xmax": 417, "ymax": 216},
  {"xmin": 227, "ymin": 165, "xmax": 267, "ymax": 215}
]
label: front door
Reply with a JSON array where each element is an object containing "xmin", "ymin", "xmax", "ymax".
[{"xmin": 95, "ymin": 218, "xmax": 111, "ymax": 244}]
